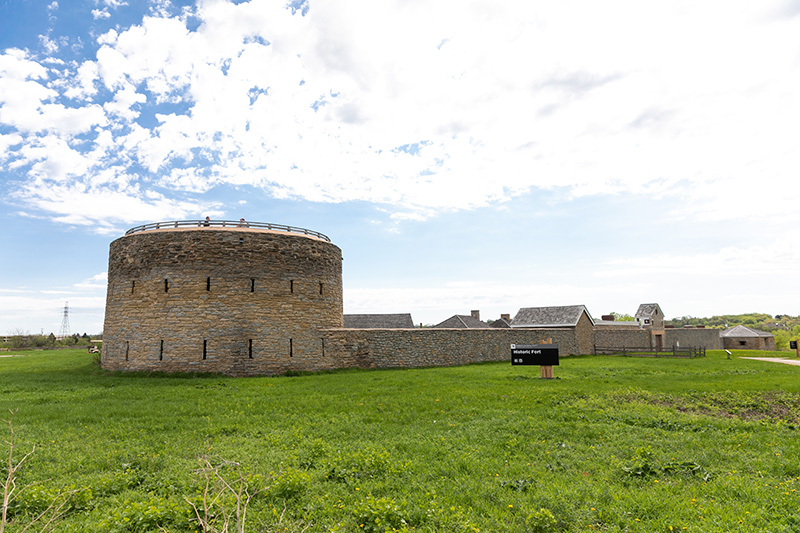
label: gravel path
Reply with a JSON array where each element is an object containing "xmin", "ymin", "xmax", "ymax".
[{"xmin": 741, "ymin": 357, "xmax": 800, "ymax": 366}]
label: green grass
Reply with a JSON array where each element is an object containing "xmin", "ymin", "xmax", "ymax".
[{"xmin": 1, "ymin": 349, "xmax": 800, "ymax": 532}]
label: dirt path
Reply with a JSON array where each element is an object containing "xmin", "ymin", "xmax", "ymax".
[{"xmin": 741, "ymin": 357, "xmax": 800, "ymax": 366}]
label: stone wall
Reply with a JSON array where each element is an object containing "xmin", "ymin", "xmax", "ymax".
[
  {"xmin": 666, "ymin": 328, "xmax": 722, "ymax": 350},
  {"xmin": 593, "ymin": 326, "xmax": 651, "ymax": 349},
  {"xmin": 321, "ymin": 327, "xmax": 582, "ymax": 371},
  {"xmin": 592, "ymin": 326, "xmax": 722, "ymax": 351},
  {"xmin": 101, "ymin": 227, "xmax": 343, "ymax": 375}
]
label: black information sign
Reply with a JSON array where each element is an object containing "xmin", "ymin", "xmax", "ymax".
[
  {"xmin": 511, "ymin": 344, "xmax": 559, "ymax": 366},
  {"xmin": 791, "ymin": 340, "xmax": 798, "ymax": 350}
]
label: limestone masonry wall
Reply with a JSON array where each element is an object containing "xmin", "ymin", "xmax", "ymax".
[
  {"xmin": 592, "ymin": 326, "xmax": 721, "ymax": 351},
  {"xmin": 665, "ymin": 328, "xmax": 722, "ymax": 350},
  {"xmin": 321, "ymin": 328, "xmax": 582, "ymax": 371},
  {"xmin": 592, "ymin": 326, "xmax": 651, "ymax": 349},
  {"xmin": 101, "ymin": 227, "xmax": 343, "ymax": 376}
]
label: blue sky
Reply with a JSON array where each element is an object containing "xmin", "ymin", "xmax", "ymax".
[{"xmin": 2, "ymin": 0, "xmax": 799, "ymax": 335}]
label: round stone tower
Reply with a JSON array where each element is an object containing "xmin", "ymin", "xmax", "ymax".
[{"xmin": 101, "ymin": 220, "xmax": 343, "ymax": 376}]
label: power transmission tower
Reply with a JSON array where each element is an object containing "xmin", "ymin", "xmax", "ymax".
[{"xmin": 58, "ymin": 301, "xmax": 71, "ymax": 340}]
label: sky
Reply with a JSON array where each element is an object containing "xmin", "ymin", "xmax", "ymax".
[{"xmin": 1, "ymin": 0, "xmax": 799, "ymax": 335}]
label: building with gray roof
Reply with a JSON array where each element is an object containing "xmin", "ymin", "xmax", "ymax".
[
  {"xmin": 511, "ymin": 305, "xmax": 595, "ymax": 328},
  {"xmin": 434, "ymin": 313, "xmax": 491, "ymax": 329},
  {"xmin": 343, "ymin": 313, "xmax": 415, "ymax": 329},
  {"xmin": 721, "ymin": 325, "xmax": 775, "ymax": 351}
]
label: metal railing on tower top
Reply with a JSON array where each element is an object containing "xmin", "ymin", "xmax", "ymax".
[{"xmin": 124, "ymin": 220, "xmax": 331, "ymax": 242}]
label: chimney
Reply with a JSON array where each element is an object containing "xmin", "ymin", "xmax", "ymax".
[
  {"xmin": 501, "ymin": 313, "xmax": 510, "ymax": 321},
  {"xmin": 601, "ymin": 314, "xmax": 615, "ymax": 321},
  {"xmin": 471, "ymin": 310, "xmax": 480, "ymax": 321}
]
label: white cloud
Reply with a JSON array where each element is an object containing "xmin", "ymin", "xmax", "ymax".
[
  {"xmin": 74, "ymin": 272, "xmax": 108, "ymax": 289},
  {"xmin": 103, "ymin": 83, "xmax": 146, "ymax": 120},
  {"xmin": 0, "ymin": 0, "xmax": 798, "ymax": 228},
  {"xmin": 92, "ymin": 8, "xmax": 111, "ymax": 19},
  {"xmin": 63, "ymin": 61, "xmax": 100, "ymax": 99},
  {"xmin": 15, "ymin": 181, "xmax": 220, "ymax": 233}
]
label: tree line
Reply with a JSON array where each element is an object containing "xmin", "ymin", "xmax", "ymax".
[{"xmin": 1, "ymin": 331, "xmax": 99, "ymax": 350}]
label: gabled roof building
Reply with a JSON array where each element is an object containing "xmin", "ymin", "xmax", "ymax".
[
  {"xmin": 721, "ymin": 325, "xmax": 775, "ymax": 351},
  {"xmin": 510, "ymin": 305, "xmax": 594, "ymax": 354},
  {"xmin": 635, "ymin": 303, "xmax": 665, "ymax": 329},
  {"xmin": 511, "ymin": 305, "xmax": 595, "ymax": 328},
  {"xmin": 343, "ymin": 313, "xmax": 415, "ymax": 329},
  {"xmin": 434, "ymin": 313, "xmax": 491, "ymax": 329}
]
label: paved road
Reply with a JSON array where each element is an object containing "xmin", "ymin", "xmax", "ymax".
[{"xmin": 741, "ymin": 357, "xmax": 800, "ymax": 366}]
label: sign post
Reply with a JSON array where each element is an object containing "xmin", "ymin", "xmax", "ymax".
[{"xmin": 511, "ymin": 344, "xmax": 559, "ymax": 379}]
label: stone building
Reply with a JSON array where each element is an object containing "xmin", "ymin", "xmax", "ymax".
[
  {"xmin": 343, "ymin": 314, "xmax": 415, "ymax": 328},
  {"xmin": 721, "ymin": 325, "xmax": 776, "ymax": 350},
  {"xmin": 510, "ymin": 305, "xmax": 595, "ymax": 355},
  {"xmin": 434, "ymin": 310, "xmax": 490, "ymax": 328},
  {"xmin": 101, "ymin": 220, "xmax": 343, "ymax": 375}
]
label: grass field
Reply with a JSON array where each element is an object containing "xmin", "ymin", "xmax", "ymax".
[{"xmin": 1, "ymin": 349, "xmax": 799, "ymax": 532}]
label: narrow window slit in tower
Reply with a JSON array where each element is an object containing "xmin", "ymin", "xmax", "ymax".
[
  {"xmin": 131, "ymin": 280, "xmax": 135, "ymax": 294},
  {"xmin": 203, "ymin": 340, "xmax": 207, "ymax": 360},
  {"xmin": 319, "ymin": 282, "xmax": 323, "ymax": 295},
  {"xmin": 159, "ymin": 340, "xmax": 164, "ymax": 360},
  {"xmin": 289, "ymin": 338, "xmax": 293, "ymax": 357},
  {"xmin": 248, "ymin": 339, "xmax": 253, "ymax": 359},
  {"xmin": 250, "ymin": 278, "xmax": 255, "ymax": 292},
  {"xmin": 125, "ymin": 341, "xmax": 129, "ymax": 361},
  {"xmin": 321, "ymin": 338, "xmax": 325, "ymax": 357},
  {"xmin": 206, "ymin": 277, "xmax": 211, "ymax": 291},
  {"xmin": 164, "ymin": 279, "xmax": 169, "ymax": 293},
  {"xmin": 290, "ymin": 280, "xmax": 294, "ymax": 293}
]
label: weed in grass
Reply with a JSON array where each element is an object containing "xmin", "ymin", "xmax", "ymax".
[{"xmin": 524, "ymin": 508, "xmax": 557, "ymax": 533}]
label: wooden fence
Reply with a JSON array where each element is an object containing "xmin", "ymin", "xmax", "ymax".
[{"xmin": 593, "ymin": 346, "xmax": 706, "ymax": 358}]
